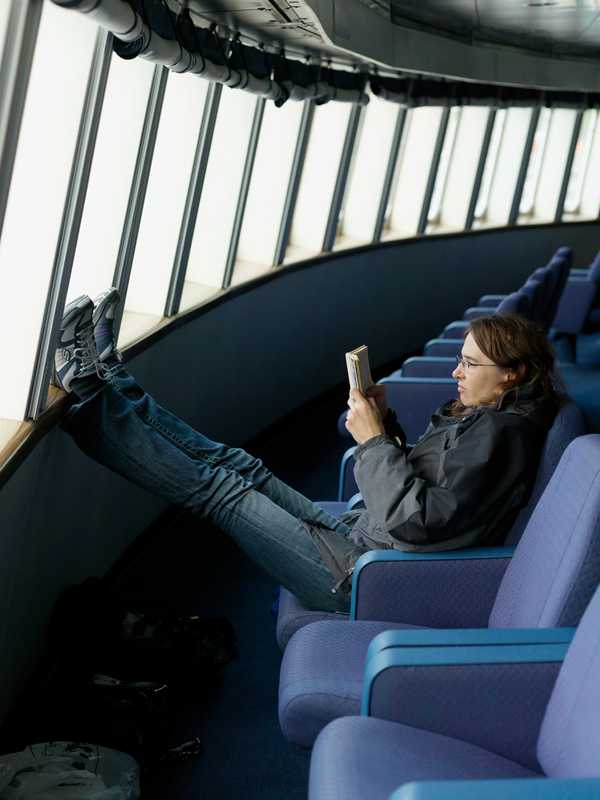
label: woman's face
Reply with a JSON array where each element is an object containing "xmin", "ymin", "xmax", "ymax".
[{"xmin": 452, "ymin": 332, "xmax": 512, "ymax": 407}]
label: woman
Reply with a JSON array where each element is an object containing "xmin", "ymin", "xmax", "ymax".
[{"xmin": 58, "ymin": 292, "xmax": 562, "ymax": 613}]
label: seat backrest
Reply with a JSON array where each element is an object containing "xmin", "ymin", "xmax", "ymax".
[
  {"xmin": 520, "ymin": 278, "xmax": 544, "ymax": 322},
  {"xmin": 537, "ymin": 581, "xmax": 600, "ymax": 778},
  {"xmin": 531, "ymin": 267, "xmax": 554, "ymax": 328},
  {"xmin": 505, "ymin": 401, "xmax": 587, "ymax": 545},
  {"xmin": 489, "ymin": 435, "xmax": 600, "ymax": 629},
  {"xmin": 496, "ymin": 291, "xmax": 529, "ymax": 317},
  {"xmin": 588, "ymin": 249, "xmax": 600, "ymax": 284},
  {"xmin": 547, "ymin": 254, "xmax": 571, "ymax": 322}
]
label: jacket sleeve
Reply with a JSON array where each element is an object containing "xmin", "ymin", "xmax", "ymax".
[{"xmin": 353, "ymin": 413, "xmax": 530, "ymax": 547}]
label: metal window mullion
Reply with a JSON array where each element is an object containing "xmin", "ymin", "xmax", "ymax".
[
  {"xmin": 222, "ymin": 96, "xmax": 266, "ymax": 290},
  {"xmin": 165, "ymin": 82, "xmax": 222, "ymax": 316},
  {"xmin": 373, "ymin": 106, "xmax": 407, "ymax": 243},
  {"xmin": 555, "ymin": 109, "xmax": 584, "ymax": 222},
  {"xmin": 465, "ymin": 107, "xmax": 497, "ymax": 231},
  {"xmin": 322, "ymin": 103, "xmax": 363, "ymax": 253},
  {"xmin": 508, "ymin": 106, "xmax": 541, "ymax": 226},
  {"xmin": 273, "ymin": 99, "xmax": 314, "ymax": 267},
  {"xmin": 111, "ymin": 65, "xmax": 168, "ymax": 341},
  {"xmin": 417, "ymin": 106, "xmax": 451, "ymax": 235},
  {"xmin": 26, "ymin": 30, "xmax": 112, "ymax": 419},
  {"xmin": 0, "ymin": 0, "xmax": 43, "ymax": 244}
]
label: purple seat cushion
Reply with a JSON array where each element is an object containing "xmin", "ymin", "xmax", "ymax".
[
  {"xmin": 309, "ymin": 717, "xmax": 538, "ymax": 800},
  {"xmin": 276, "ymin": 588, "xmax": 345, "ymax": 651},
  {"xmin": 279, "ymin": 620, "xmax": 418, "ymax": 748}
]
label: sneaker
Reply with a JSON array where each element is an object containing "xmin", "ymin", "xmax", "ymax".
[
  {"xmin": 92, "ymin": 287, "xmax": 122, "ymax": 363},
  {"xmin": 54, "ymin": 295, "xmax": 98, "ymax": 393}
]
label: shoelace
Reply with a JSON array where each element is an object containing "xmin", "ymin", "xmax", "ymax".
[{"xmin": 73, "ymin": 326, "xmax": 121, "ymax": 381}]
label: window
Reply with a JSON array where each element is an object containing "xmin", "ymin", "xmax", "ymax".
[
  {"xmin": 234, "ymin": 99, "xmax": 304, "ymax": 278},
  {"xmin": 68, "ymin": 54, "xmax": 156, "ymax": 303},
  {"xmin": 120, "ymin": 72, "xmax": 209, "ymax": 344},
  {"xmin": 0, "ymin": 2, "xmax": 97, "ymax": 420},
  {"xmin": 181, "ymin": 87, "xmax": 257, "ymax": 310},
  {"xmin": 474, "ymin": 109, "xmax": 507, "ymax": 220},
  {"xmin": 519, "ymin": 107, "xmax": 551, "ymax": 216},
  {"xmin": 336, "ymin": 93, "xmax": 401, "ymax": 246},
  {"xmin": 577, "ymin": 111, "xmax": 600, "ymax": 219},
  {"xmin": 477, "ymin": 107, "xmax": 533, "ymax": 228},
  {"xmin": 386, "ymin": 107, "xmax": 445, "ymax": 237},
  {"xmin": 286, "ymin": 102, "xmax": 352, "ymax": 261},
  {"xmin": 427, "ymin": 107, "xmax": 461, "ymax": 225},
  {"xmin": 564, "ymin": 109, "xmax": 597, "ymax": 217}
]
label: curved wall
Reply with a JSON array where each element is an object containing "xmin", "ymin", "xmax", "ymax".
[{"xmin": 0, "ymin": 220, "xmax": 598, "ymax": 720}]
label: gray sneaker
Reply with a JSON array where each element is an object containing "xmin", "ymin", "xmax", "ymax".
[
  {"xmin": 92, "ymin": 287, "xmax": 122, "ymax": 363},
  {"xmin": 54, "ymin": 295, "xmax": 98, "ymax": 393}
]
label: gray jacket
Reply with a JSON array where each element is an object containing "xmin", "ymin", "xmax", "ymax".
[{"xmin": 347, "ymin": 386, "xmax": 558, "ymax": 554}]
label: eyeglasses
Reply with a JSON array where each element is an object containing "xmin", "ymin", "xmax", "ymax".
[{"xmin": 455, "ymin": 355, "xmax": 497, "ymax": 371}]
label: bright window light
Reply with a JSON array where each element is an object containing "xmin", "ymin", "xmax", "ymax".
[
  {"xmin": 0, "ymin": 2, "xmax": 97, "ymax": 420},
  {"xmin": 579, "ymin": 111, "xmax": 600, "ymax": 219},
  {"xmin": 68, "ymin": 55, "xmax": 156, "ymax": 303},
  {"xmin": 338, "ymin": 93, "xmax": 400, "ymax": 245},
  {"xmin": 287, "ymin": 102, "xmax": 352, "ymax": 258},
  {"xmin": 387, "ymin": 106, "xmax": 445, "ymax": 237},
  {"xmin": 182, "ymin": 87, "xmax": 257, "ymax": 303},
  {"xmin": 474, "ymin": 109, "xmax": 507, "ymax": 220},
  {"xmin": 519, "ymin": 107, "xmax": 551, "ymax": 215},
  {"xmin": 123, "ymin": 72, "xmax": 209, "ymax": 324},
  {"xmin": 523, "ymin": 108, "xmax": 577, "ymax": 223},
  {"xmin": 0, "ymin": 1, "xmax": 11, "ymax": 64},
  {"xmin": 235, "ymin": 99, "xmax": 304, "ymax": 271},
  {"xmin": 427, "ymin": 107, "xmax": 461, "ymax": 224},
  {"xmin": 431, "ymin": 106, "xmax": 490, "ymax": 231},
  {"xmin": 480, "ymin": 107, "xmax": 533, "ymax": 227},
  {"xmin": 564, "ymin": 109, "xmax": 597, "ymax": 216}
]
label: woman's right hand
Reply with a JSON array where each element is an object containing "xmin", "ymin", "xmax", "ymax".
[{"xmin": 365, "ymin": 384, "xmax": 388, "ymax": 419}]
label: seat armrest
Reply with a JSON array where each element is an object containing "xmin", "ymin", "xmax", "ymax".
[
  {"xmin": 347, "ymin": 492, "xmax": 364, "ymax": 510},
  {"xmin": 365, "ymin": 626, "xmax": 575, "ymax": 665},
  {"xmin": 351, "ymin": 548, "xmax": 514, "ymax": 626},
  {"xmin": 477, "ymin": 293, "xmax": 506, "ymax": 307},
  {"xmin": 422, "ymin": 338, "xmax": 463, "ymax": 358},
  {"xmin": 391, "ymin": 779, "xmax": 600, "ymax": 800},
  {"xmin": 362, "ymin": 641, "xmax": 567, "ymax": 770},
  {"xmin": 463, "ymin": 306, "xmax": 493, "ymax": 321}
]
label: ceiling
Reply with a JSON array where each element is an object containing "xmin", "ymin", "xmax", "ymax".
[{"xmin": 178, "ymin": 0, "xmax": 600, "ymax": 91}]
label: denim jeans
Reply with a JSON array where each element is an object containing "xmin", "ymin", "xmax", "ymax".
[{"xmin": 62, "ymin": 368, "xmax": 359, "ymax": 612}]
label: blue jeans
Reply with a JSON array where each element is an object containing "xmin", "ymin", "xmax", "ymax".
[{"xmin": 62, "ymin": 369, "xmax": 359, "ymax": 612}]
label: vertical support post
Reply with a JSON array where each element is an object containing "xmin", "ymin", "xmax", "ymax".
[
  {"xmin": 508, "ymin": 105, "xmax": 541, "ymax": 226},
  {"xmin": 0, "ymin": 0, "xmax": 43, "ymax": 243},
  {"xmin": 465, "ymin": 107, "xmax": 497, "ymax": 231},
  {"xmin": 112, "ymin": 65, "xmax": 168, "ymax": 342},
  {"xmin": 222, "ymin": 96, "xmax": 266, "ymax": 289},
  {"xmin": 273, "ymin": 100, "xmax": 314, "ymax": 267},
  {"xmin": 417, "ymin": 105, "xmax": 451, "ymax": 235},
  {"xmin": 555, "ymin": 108, "xmax": 583, "ymax": 223},
  {"xmin": 373, "ymin": 106, "xmax": 407, "ymax": 243},
  {"xmin": 322, "ymin": 103, "xmax": 363, "ymax": 253},
  {"xmin": 27, "ymin": 30, "xmax": 112, "ymax": 419},
  {"xmin": 165, "ymin": 82, "xmax": 222, "ymax": 317}
]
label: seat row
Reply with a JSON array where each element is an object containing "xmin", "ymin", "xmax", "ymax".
[{"xmin": 274, "ymin": 244, "xmax": 600, "ymax": 797}]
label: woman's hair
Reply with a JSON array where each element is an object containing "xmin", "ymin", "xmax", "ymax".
[{"xmin": 449, "ymin": 313, "xmax": 563, "ymax": 414}]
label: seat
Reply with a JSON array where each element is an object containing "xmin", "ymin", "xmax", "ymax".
[
  {"xmin": 308, "ymin": 573, "xmax": 600, "ymax": 799},
  {"xmin": 278, "ymin": 435, "xmax": 600, "ymax": 747},
  {"xmin": 275, "ymin": 401, "xmax": 586, "ymax": 651}
]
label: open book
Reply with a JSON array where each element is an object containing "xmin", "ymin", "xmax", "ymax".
[{"xmin": 345, "ymin": 345, "xmax": 374, "ymax": 393}]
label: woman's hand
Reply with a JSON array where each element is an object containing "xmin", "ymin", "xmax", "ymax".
[
  {"xmin": 345, "ymin": 388, "xmax": 385, "ymax": 445},
  {"xmin": 365, "ymin": 384, "xmax": 388, "ymax": 419}
]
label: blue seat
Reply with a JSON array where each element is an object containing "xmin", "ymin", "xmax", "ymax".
[
  {"xmin": 552, "ymin": 254, "xmax": 600, "ymax": 336},
  {"xmin": 389, "ymin": 779, "xmax": 600, "ymax": 800},
  {"xmin": 442, "ymin": 288, "xmax": 536, "ymax": 338},
  {"xmin": 308, "ymin": 572, "xmax": 600, "ymax": 799},
  {"xmin": 277, "ymin": 401, "xmax": 586, "ymax": 651},
  {"xmin": 278, "ymin": 434, "xmax": 600, "ymax": 747}
]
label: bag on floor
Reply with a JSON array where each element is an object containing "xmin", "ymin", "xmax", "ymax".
[{"xmin": 0, "ymin": 741, "xmax": 139, "ymax": 799}]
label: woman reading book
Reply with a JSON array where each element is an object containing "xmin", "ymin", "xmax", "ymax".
[{"xmin": 58, "ymin": 293, "xmax": 562, "ymax": 612}]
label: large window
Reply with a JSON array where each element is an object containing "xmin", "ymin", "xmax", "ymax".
[
  {"xmin": 473, "ymin": 109, "xmax": 507, "ymax": 221},
  {"xmin": 181, "ymin": 87, "xmax": 257, "ymax": 310},
  {"xmin": 0, "ymin": 2, "xmax": 97, "ymax": 420},
  {"xmin": 385, "ymin": 107, "xmax": 446, "ymax": 237},
  {"xmin": 336, "ymin": 94, "xmax": 401, "ymax": 246},
  {"xmin": 68, "ymin": 55, "xmax": 156, "ymax": 304},
  {"xmin": 564, "ymin": 109, "xmax": 598, "ymax": 219},
  {"xmin": 286, "ymin": 102, "xmax": 352, "ymax": 262},
  {"xmin": 120, "ymin": 72, "xmax": 209, "ymax": 345}
]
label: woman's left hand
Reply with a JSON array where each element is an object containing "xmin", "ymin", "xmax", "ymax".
[{"xmin": 345, "ymin": 388, "xmax": 385, "ymax": 445}]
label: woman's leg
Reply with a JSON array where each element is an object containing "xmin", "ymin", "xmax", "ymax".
[{"xmin": 62, "ymin": 369, "xmax": 353, "ymax": 611}]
